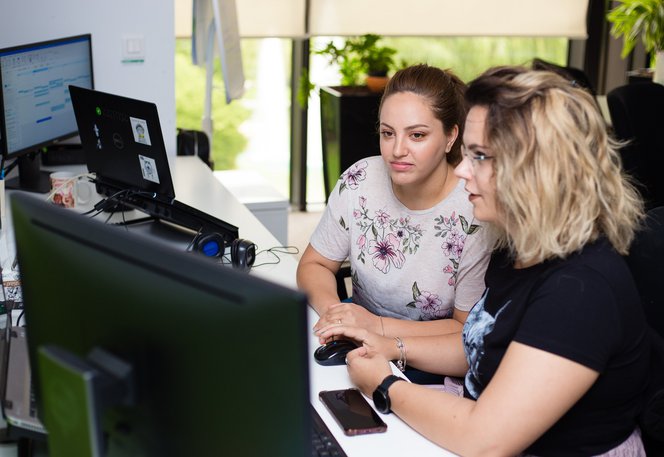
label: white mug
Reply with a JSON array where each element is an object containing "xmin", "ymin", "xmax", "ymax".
[{"xmin": 49, "ymin": 172, "xmax": 94, "ymax": 208}]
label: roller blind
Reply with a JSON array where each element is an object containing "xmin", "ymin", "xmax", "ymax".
[
  {"xmin": 308, "ymin": 0, "xmax": 588, "ymax": 38},
  {"xmin": 236, "ymin": 0, "xmax": 307, "ymax": 37},
  {"xmin": 178, "ymin": 0, "xmax": 588, "ymax": 38}
]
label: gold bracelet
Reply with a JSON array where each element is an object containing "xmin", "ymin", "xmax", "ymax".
[
  {"xmin": 379, "ymin": 315, "xmax": 385, "ymax": 337},
  {"xmin": 394, "ymin": 337, "xmax": 406, "ymax": 372}
]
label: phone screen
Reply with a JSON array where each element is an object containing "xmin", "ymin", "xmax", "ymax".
[{"xmin": 319, "ymin": 388, "xmax": 387, "ymax": 436}]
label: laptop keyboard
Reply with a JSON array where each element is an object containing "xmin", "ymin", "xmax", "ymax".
[{"xmin": 311, "ymin": 406, "xmax": 347, "ymax": 457}]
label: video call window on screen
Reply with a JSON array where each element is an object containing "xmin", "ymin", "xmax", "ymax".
[{"xmin": 0, "ymin": 34, "xmax": 93, "ymax": 192}]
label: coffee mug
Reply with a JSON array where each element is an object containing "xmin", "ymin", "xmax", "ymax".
[{"xmin": 49, "ymin": 172, "xmax": 94, "ymax": 208}]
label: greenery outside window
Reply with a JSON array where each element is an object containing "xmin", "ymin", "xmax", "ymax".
[{"xmin": 174, "ymin": 36, "xmax": 568, "ymax": 206}]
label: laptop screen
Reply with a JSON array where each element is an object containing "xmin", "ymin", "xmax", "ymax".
[{"xmin": 69, "ymin": 85, "xmax": 176, "ymax": 199}]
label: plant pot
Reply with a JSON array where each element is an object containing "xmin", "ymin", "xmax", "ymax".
[
  {"xmin": 654, "ymin": 51, "xmax": 664, "ymax": 85},
  {"xmin": 366, "ymin": 75, "xmax": 389, "ymax": 93}
]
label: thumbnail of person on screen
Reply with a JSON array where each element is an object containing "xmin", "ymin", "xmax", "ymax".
[
  {"xmin": 317, "ymin": 66, "xmax": 650, "ymax": 455},
  {"xmin": 296, "ymin": 64, "xmax": 494, "ymax": 351}
]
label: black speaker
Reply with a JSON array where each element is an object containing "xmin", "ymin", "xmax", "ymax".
[
  {"xmin": 193, "ymin": 232, "xmax": 256, "ymax": 271},
  {"xmin": 230, "ymin": 238, "xmax": 256, "ymax": 271}
]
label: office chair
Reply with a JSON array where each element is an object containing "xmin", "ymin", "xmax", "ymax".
[
  {"xmin": 607, "ymin": 82, "xmax": 664, "ymax": 210},
  {"xmin": 176, "ymin": 128, "xmax": 213, "ymax": 169},
  {"xmin": 531, "ymin": 58, "xmax": 597, "ymax": 98},
  {"xmin": 336, "ymin": 263, "xmax": 352, "ymax": 301},
  {"xmin": 627, "ymin": 206, "xmax": 664, "ymax": 339},
  {"xmin": 626, "ymin": 206, "xmax": 664, "ymax": 454}
]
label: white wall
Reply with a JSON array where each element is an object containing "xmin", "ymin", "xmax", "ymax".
[{"xmin": 0, "ymin": 0, "xmax": 177, "ymax": 154}]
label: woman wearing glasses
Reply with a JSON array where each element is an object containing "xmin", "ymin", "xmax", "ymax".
[
  {"xmin": 317, "ymin": 66, "xmax": 650, "ymax": 455},
  {"xmin": 297, "ymin": 64, "xmax": 493, "ymax": 382}
]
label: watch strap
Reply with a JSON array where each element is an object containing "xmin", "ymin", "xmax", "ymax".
[{"xmin": 373, "ymin": 374, "xmax": 405, "ymax": 413}]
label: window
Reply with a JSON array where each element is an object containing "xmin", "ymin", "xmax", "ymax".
[{"xmin": 175, "ymin": 35, "xmax": 568, "ymax": 206}]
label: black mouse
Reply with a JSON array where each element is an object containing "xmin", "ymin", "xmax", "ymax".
[{"xmin": 314, "ymin": 339, "xmax": 359, "ymax": 366}]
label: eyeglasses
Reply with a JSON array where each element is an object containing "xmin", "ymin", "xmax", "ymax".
[{"xmin": 461, "ymin": 146, "xmax": 495, "ymax": 170}]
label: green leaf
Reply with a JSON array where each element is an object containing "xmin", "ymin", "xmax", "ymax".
[
  {"xmin": 412, "ymin": 282, "xmax": 421, "ymax": 300},
  {"xmin": 459, "ymin": 215, "xmax": 469, "ymax": 233},
  {"xmin": 467, "ymin": 224, "xmax": 480, "ymax": 234},
  {"xmin": 607, "ymin": 0, "xmax": 664, "ymax": 62}
]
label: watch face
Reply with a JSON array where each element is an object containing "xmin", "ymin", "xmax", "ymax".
[{"xmin": 372, "ymin": 387, "xmax": 390, "ymax": 414}]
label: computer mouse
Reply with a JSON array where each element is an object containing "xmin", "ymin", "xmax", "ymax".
[{"xmin": 313, "ymin": 339, "xmax": 359, "ymax": 366}]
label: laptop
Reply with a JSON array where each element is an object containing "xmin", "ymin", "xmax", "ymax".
[
  {"xmin": 2, "ymin": 326, "xmax": 45, "ymax": 435},
  {"xmin": 69, "ymin": 85, "xmax": 240, "ymax": 242},
  {"xmin": 69, "ymin": 85, "xmax": 176, "ymax": 202}
]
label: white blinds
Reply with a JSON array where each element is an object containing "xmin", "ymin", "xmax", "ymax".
[
  {"xmin": 308, "ymin": 0, "xmax": 588, "ymax": 38},
  {"xmin": 177, "ymin": 0, "xmax": 589, "ymax": 39},
  {"xmin": 236, "ymin": 0, "xmax": 307, "ymax": 37}
]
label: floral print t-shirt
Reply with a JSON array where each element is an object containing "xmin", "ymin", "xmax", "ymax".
[{"xmin": 310, "ymin": 156, "xmax": 493, "ymax": 320}]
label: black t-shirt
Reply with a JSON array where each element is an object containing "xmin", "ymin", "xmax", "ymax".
[{"xmin": 461, "ymin": 239, "xmax": 650, "ymax": 456}]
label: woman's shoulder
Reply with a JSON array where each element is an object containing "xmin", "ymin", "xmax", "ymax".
[
  {"xmin": 337, "ymin": 156, "xmax": 388, "ymax": 192},
  {"xmin": 533, "ymin": 239, "xmax": 629, "ymax": 292}
]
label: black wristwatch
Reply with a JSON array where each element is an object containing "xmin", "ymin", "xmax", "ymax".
[{"xmin": 372, "ymin": 375, "xmax": 405, "ymax": 414}]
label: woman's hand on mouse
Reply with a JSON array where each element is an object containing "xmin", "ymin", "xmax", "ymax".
[
  {"xmin": 313, "ymin": 302, "xmax": 381, "ymax": 335},
  {"xmin": 315, "ymin": 323, "xmax": 399, "ymax": 361}
]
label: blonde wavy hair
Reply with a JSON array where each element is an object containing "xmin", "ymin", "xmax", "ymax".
[{"xmin": 465, "ymin": 66, "xmax": 644, "ymax": 263}]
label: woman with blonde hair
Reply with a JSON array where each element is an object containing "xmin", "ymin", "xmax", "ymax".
[{"xmin": 317, "ymin": 66, "xmax": 650, "ymax": 455}]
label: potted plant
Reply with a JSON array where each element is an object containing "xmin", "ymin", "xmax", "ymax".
[
  {"xmin": 607, "ymin": 0, "xmax": 664, "ymax": 84},
  {"xmin": 297, "ymin": 34, "xmax": 398, "ymax": 107},
  {"xmin": 317, "ymin": 34, "xmax": 397, "ymax": 91},
  {"xmin": 299, "ymin": 35, "xmax": 400, "ymax": 198}
]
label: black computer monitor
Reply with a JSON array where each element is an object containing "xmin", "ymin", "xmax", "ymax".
[
  {"xmin": 10, "ymin": 193, "xmax": 311, "ymax": 456},
  {"xmin": 0, "ymin": 34, "xmax": 94, "ymax": 193}
]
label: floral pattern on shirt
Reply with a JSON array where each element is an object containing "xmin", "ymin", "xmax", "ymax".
[
  {"xmin": 435, "ymin": 212, "xmax": 480, "ymax": 286},
  {"xmin": 328, "ymin": 157, "xmax": 485, "ymax": 320},
  {"xmin": 350, "ymin": 196, "xmax": 424, "ymax": 274},
  {"xmin": 339, "ymin": 160, "xmax": 368, "ymax": 194},
  {"xmin": 406, "ymin": 282, "xmax": 453, "ymax": 319}
]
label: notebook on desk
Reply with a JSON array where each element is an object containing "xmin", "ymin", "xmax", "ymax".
[
  {"xmin": 2, "ymin": 326, "xmax": 45, "ymax": 434},
  {"xmin": 69, "ymin": 85, "xmax": 176, "ymax": 202}
]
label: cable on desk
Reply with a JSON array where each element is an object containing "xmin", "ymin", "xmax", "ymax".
[
  {"xmin": 185, "ymin": 226, "xmax": 205, "ymax": 253},
  {"xmin": 1, "ymin": 158, "xmax": 19, "ymax": 180},
  {"xmin": 87, "ymin": 188, "xmax": 132, "ymax": 218},
  {"xmin": 251, "ymin": 245, "xmax": 300, "ymax": 268}
]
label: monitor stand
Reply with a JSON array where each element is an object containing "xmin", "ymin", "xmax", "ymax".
[
  {"xmin": 37, "ymin": 345, "xmax": 135, "ymax": 457},
  {"xmin": 5, "ymin": 152, "xmax": 51, "ymax": 194}
]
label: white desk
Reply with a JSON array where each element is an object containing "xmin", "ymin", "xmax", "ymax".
[
  {"xmin": 213, "ymin": 169, "xmax": 289, "ymax": 246},
  {"xmin": 0, "ymin": 156, "xmax": 453, "ymax": 456}
]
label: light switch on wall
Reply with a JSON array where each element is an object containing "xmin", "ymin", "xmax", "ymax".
[{"xmin": 122, "ymin": 34, "xmax": 145, "ymax": 63}]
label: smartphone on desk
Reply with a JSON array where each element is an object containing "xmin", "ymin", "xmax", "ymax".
[{"xmin": 319, "ymin": 388, "xmax": 387, "ymax": 436}]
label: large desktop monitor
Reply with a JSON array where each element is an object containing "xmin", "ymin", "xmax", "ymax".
[
  {"xmin": 0, "ymin": 34, "xmax": 93, "ymax": 193},
  {"xmin": 10, "ymin": 193, "xmax": 311, "ymax": 456}
]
